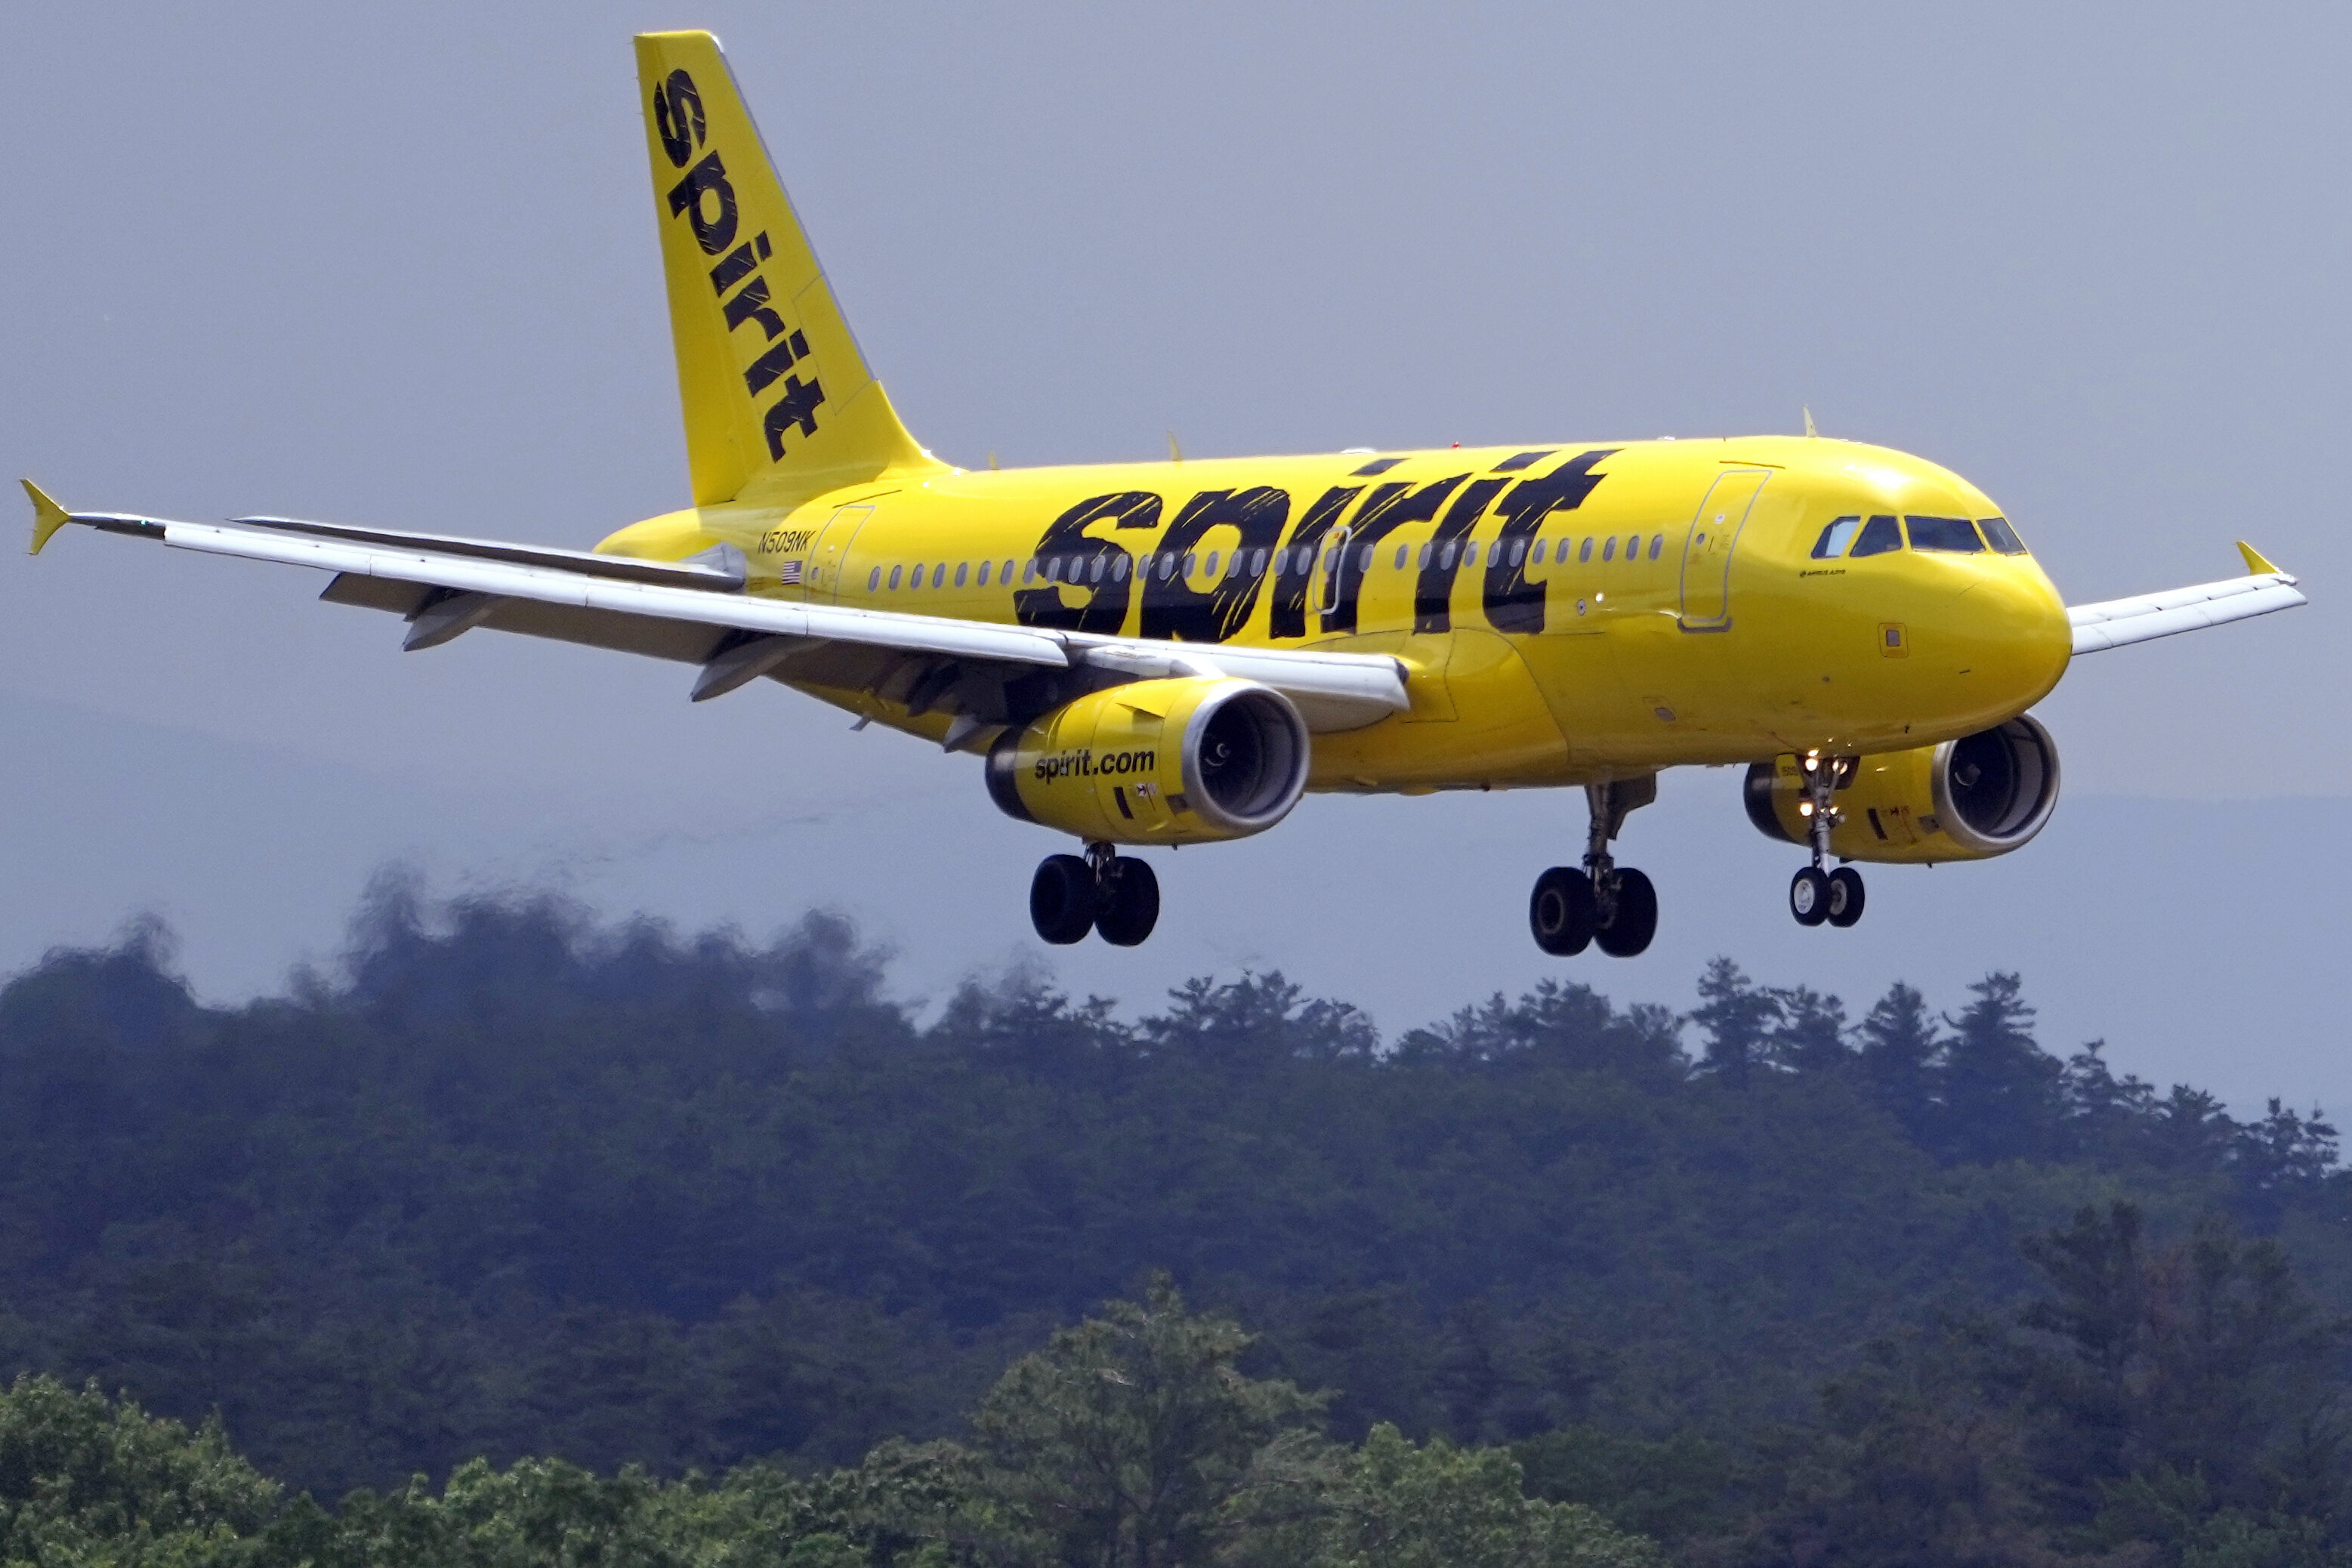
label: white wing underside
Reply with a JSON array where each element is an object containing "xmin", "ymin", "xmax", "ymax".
[
  {"xmin": 2066, "ymin": 570, "xmax": 2306, "ymax": 655},
  {"xmin": 72, "ymin": 511, "xmax": 1411, "ymax": 736}
]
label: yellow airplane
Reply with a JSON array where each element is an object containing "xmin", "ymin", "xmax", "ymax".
[{"xmin": 22, "ymin": 31, "xmax": 2307, "ymax": 956}]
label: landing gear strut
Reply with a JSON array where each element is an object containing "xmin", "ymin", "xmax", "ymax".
[
  {"xmin": 1029, "ymin": 843, "xmax": 1161, "ymax": 947},
  {"xmin": 1530, "ymin": 776, "xmax": 1659, "ymax": 958},
  {"xmin": 1788, "ymin": 754, "xmax": 1866, "ymax": 929}
]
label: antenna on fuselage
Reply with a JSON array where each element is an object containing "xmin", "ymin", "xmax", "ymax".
[{"xmin": 1803, "ymin": 406, "xmax": 1818, "ymax": 438}]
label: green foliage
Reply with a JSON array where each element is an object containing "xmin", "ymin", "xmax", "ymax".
[
  {"xmin": 0, "ymin": 1372, "xmax": 280, "ymax": 1566},
  {"xmin": 4, "ymin": 887, "xmax": 2352, "ymax": 1561}
]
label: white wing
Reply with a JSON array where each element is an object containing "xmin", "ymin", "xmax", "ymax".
[
  {"xmin": 2067, "ymin": 548, "xmax": 2305, "ymax": 656},
  {"xmin": 25, "ymin": 492, "xmax": 1409, "ymax": 737}
]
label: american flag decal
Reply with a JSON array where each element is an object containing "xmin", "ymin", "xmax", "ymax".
[{"xmin": 778, "ymin": 560, "xmax": 802, "ymax": 585}]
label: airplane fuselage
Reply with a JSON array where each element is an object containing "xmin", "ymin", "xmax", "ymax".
[{"xmin": 599, "ymin": 434, "xmax": 2074, "ymax": 790}]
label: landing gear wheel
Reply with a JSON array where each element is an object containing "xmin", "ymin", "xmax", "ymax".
[
  {"xmin": 1789, "ymin": 866, "xmax": 1831, "ymax": 927},
  {"xmin": 1529, "ymin": 867, "xmax": 1596, "ymax": 955},
  {"xmin": 1029, "ymin": 854, "xmax": 1097, "ymax": 945},
  {"xmin": 1094, "ymin": 857, "xmax": 1161, "ymax": 947},
  {"xmin": 1826, "ymin": 866, "xmax": 1866, "ymax": 928},
  {"xmin": 1594, "ymin": 868, "xmax": 1658, "ymax": 957}
]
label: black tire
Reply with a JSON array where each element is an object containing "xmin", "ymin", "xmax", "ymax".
[
  {"xmin": 1529, "ymin": 866, "xmax": 1596, "ymax": 955},
  {"xmin": 1594, "ymin": 868, "xmax": 1658, "ymax": 957},
  {"xmin": 1029, "ymin": 854, "xmax": 1096, "ymax": 944},
  {"xmin": 1826, "ymin": 866, "xmax": 1866, "ymax": 928},
  {"xmin": 1789, "ymin": 866, "xmax": 1830, "ymax": 927},
  {"xmin": 1094, "ymin": 857, "xmax": 1161, "ymax": 946}
]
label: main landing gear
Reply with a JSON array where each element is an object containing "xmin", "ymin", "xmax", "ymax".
[
  {"xmin": 1789, "ymin": 754, "xmax": 1866, "ymax": 929},
  {"xmin": 1030, "ymin": 843, "xmax": 1161, "ymax": 947},
  {"xmin": 1530, "ymin": 776, "xmax": 1659, "ymax": 958}
]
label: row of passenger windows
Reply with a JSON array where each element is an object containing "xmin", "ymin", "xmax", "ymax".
[
  {"xmin": 1810, "ymin": 513, "xmax": 2029, "ymax": 560},
  {"xmin": 863, "ymin": 532, "xmax": 1671, "ymax": 593}
]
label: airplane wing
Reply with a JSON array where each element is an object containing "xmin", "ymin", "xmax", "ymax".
[
  {"xmin": 2066, "ymin": 542, "xmax": 2306, "ymax": 655},
  {"xmin": 20, "ymin": 483, "xmax": 1408, "ymax": 738}
]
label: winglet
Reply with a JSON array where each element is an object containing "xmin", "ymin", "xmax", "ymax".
[
  {"xmin": 2237, "ymin": 540, "xmax": 2283, "ymax": 576},
  {"xmin": 22, "ymin": 480, "xmax": 71, "ymax": 555}
]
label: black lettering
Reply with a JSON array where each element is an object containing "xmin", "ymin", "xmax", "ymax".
[
  {"xmin": 1483, "ymin": 449, "xmax": 1618, "ymax": 635},
  {"xmin": 761, "ymin": 375, "xmax": 826, "ymax": 457},
  {"xmin": 1414, "ymin": 477, "xmax": 1511, "ymax": 633},
  {"xmin": 1139, "ymin": 486, "xmax": 1291, "ymax": 643},
  {"xmin": 653, "ymin": 70, "xmax": 705, "ymax": 168},
  {"xmin": 1323, "ymin": 475, "xmax": 1468, "ymax": 634},
  {"xmin": 1268, "ymin": 486, "xmax": 1359, "ymax": 639},
  {"xmin": 744, "ymin": 338, "xmax": 798, "ymax": 396},
  {"xmin": 722, "ymin": 276, "xmax": 789, "ymax": 341},
  {"xmin": 1014, "ymin": 492, "xmax": 1160, "ymax": 634},
  {"xmin": 666, "ymin": 152, "xmax": 739, "ymax": 256}
]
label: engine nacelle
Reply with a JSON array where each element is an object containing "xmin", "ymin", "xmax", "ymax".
[
  {"xmin": 1745, "ymin": 715, "xmax": 2061, "ymax": 864},
  {"xmin": 986, "ymin": 677, "xmax": 1310, "ymax": 846}
]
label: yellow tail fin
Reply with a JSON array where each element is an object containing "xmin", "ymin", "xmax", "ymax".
[{"xmin": 634, "ymin": 32, "xmax": 937, "ymax": 508}]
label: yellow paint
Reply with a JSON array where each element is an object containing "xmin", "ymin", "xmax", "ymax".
[{"xmin": 600, "ymin": 32, "xmax": 2077, "ymax": 803}]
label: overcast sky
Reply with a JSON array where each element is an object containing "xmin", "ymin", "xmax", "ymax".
[{"xmin": 2, "ymin": 2, "xmax": 2341, "ymax": 1107}]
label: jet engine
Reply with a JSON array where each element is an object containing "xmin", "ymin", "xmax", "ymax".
[
  {"xmin": 986, "ymin": 677, "xmax": 1310, "ymax": 845},
  {"xmin": 1745, "ymin": 715, "xmax": 2060, "ymax": 864}
]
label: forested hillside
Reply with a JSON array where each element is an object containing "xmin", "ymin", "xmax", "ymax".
[{"xmin": 1, "ymin": 879, "xmax": 2346, "ymax": 1561}]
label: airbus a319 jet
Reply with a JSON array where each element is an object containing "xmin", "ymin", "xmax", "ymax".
[{"xmin": 23, "ymin": 31, "xmax": 2308, "ymax": 955}]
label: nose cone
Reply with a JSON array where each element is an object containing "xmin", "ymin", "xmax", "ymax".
[{"xmin": 1953, "ymin": 568, "xmax": 2072, "ymax": 711}]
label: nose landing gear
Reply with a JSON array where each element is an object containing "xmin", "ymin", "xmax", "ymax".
[
  {"xmin": 1029, "ymin": 843, "xmax": 1162, "ymax": 947},
  {"xmin": 1789, "ymin": 755, "xmax": 1866, "ymax": 929},
  {"xmin": 1530, "ymin": 776, "xmax": 1659, "ymax": 958}
]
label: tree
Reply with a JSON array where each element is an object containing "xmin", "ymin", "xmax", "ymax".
[
  {"xmin": 1233, "ymin": 1424, "xmax": 1660, "ymax": 1568},
  {"xmin": 1855, "ymin": 983, "xmax": 1940, "ymax": 1141},
  {"xmin": 1690, "ymin": 961, "xmax": 1779, "ymax": 1090},
  {"xmin": 1936, "ymin": 974, "xmax": 2060, "ymax": 1164},
  {"xmin": 0, "ymin": 1373, "xmax": 282, "ymax": 1566},
  {"xmin": 967, "ymin": 1275, "xmax": 1324, "ymax": 1567}
]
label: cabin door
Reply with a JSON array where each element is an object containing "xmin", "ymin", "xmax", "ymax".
[{"xmin": 1677, "ymin": 470, "xmax": 1769, "ymax": 631}]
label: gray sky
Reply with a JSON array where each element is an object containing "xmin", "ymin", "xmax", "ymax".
[{"xmin": 2, "ymin": 3, "xmax": 2341, "ymax": 1106}]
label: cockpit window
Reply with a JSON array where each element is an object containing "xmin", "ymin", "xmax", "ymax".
[
  {"xmin": 1810, "ymin": 516, "xmax": 1862, "ymax": 558},
  {"xmin": 1907, "ymin": 515, "xmax": 1984, "ymax": 553},
  {"xmin": 1977, "ymin": 515, "xmax": 2029, "ymax": 554},
  {"xmin": 1849, "ymin": 514, "xmax": 1903, "ymax": 557}
]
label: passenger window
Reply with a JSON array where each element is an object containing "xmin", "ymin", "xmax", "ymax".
[
  {"xmin": 1088, "ymin": 555, "xmax": 1106, "ymax": 583},
  {"xmin": 1511, "ymin": 539, "xmax": 1526, "ymax": 566},
  {"xmin": 1110, "ymin": 556, "xmax": 1128, "ymax": 582},
  {"xmin": 1650, "ymin": 533, "xmax": 1664, "ymax": 559},
  {"xmin": 888, "ymin": 564, "xmax": 903, "ymax": 589},
  {"xmin": 932, "ymin": 563, "xmax": 946, "ymax": 588},
  {"xmin": 1002, "ymin": 559, "xmax": 1015, "ymax": 582},
  {"xmin": 867, "ymin": 566, "xmax": 881, "ymax": 591},
  {"xmin": 1417, "ymin": 543, "xmax": 1432, "ymax": 569},
  {"xmin": 1465, "ymin": 540, "xmax": 1480, "ymax": 566},
  {"xmin": 1533, "ymin": 539, "xmax": 1548, "ymax": 564},
  {"xmin": 1182, "ymin": 552, "xmax": 1197, "ymax": 578},
  {"xmin": 1907, "ymin": 515, "xmax": 1983, "ymax": 553},
  {"xmin": 1204, "ymin": 551, "xmax": 1221, "ymax": 577},
  {"xmin": 1810, "ymin": 515, "xmax": 1862, "ymax": 559},
  {"xmin": 1394, "ymin": 544, "xmax": 1409, "ymax": 570},
  {"xmin": 1440, "ymin": 542, "xmax": 1457, "ymax": 569},
  {"xmin": 1977, "ymin": 516, "xmax": 2029, "ymax": 554},
  {"xmin": 954, "ymin": 562, "xmax": 969, "ymax": 588},
  {"xmin": 1602, "ymin": 537, "xmax": 1616, "ymax": 562},
  {"xmin": 976, "ymin": 561, "xmax": 990, "ymax": 587},
  {"xmin": 1022, "ymin": 559, "xmax": 1036, "ymax": 584},
  {"xmin": 1044, "ymin": 558, "xmax": 1060, "ymax": 583},
  {"xmin": 1578, "ymin": 537, "xmax": 1594, "ymax": 563},
  {"xmin": 1850, "ymin": 515, "xmax": 1903, "ymax": 557},
  {"xmin": 1251, "ymin": 549, "xmax": 1267, "ymax": 577}
]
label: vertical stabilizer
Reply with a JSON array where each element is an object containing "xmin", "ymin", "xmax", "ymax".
[{"xmin": 634, "ymin": 32, "xmax": 937, "ymax": 507}]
